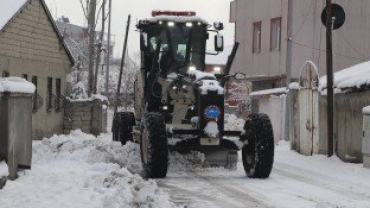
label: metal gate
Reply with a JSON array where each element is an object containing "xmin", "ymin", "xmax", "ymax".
[{"xmin": 299, "ymin": 61, "xmax": 319, "ymax": 155}]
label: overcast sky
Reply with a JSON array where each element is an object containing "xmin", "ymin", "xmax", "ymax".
[{"xmin": 44, "ymin": 0, "xmax": 234, "ymax": 58}]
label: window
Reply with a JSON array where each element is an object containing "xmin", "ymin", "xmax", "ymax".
[
  {"xmin": 253, "ymin": 22, "xmax": 262, "ymax": 53},
  {"xmin": 31, "ymin": 76, "xmax": 38, "ymax": 112},
  {"xmin": 2, "ymin": 71, "xmax": 9, "ymax": 77},
  {"xmin": 47, "ymin": 77, "xmax": 52, "ymax": 111},
  {"xmin": 271, "ymin": 17, "xmax": 282, "ymax": 51},
  {"xmin": 22, "ymin": 74, "xmax": 28, "ymax": 80},
  {"xmin": 56, "ymin": 78, "xmax": 61, "ymax": 111}
]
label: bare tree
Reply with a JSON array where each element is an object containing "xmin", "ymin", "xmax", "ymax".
[{"xmin": 87, "ymin": 0, "xmax": 97, "ymax": 97}]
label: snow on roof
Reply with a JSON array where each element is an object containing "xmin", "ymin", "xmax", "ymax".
[
  {"xmin": 319, "ymin": 60, "xmax": 370, "ymax": 93},
  {"xmin": 146, "ymin": 15, "xmax": 208, "ymax": 24},
  {"xmin": 0, "ymin": 0, "xmax": 29, "ymax": 30},
  {"xmin": 249, "ymin": 87, "xmax": 287, "ymax": 98},
  {"xmin": 0, "ymin": 77, "xmax": 35, "ymax": 94},
  {"xmin": 205, "ymin": 45, "xmax": 233, "ymax": 66}
]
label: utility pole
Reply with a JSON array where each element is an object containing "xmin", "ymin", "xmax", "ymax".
[
  {"xmin": 87, "ymin": 0, "xmax": 97, "ymax": 97},
  {"xmin": 105, "ymin": 0, "xmax": 112, "ymax": 96},
  {"xmin": 93, "ymin": 0, "xmax": 107, "ymax": 94},
  {"xmin": 284, "ymin": 0, "xmax": 293, "ymax": 142},
  {"xmin": 326, "ymin": 0, "xmax": 334, "ymax": 157},
  {"xmin": 114, "ymin": 15, "xmax": 131, "ymax": 116}
]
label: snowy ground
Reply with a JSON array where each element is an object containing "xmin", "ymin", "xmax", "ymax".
[
  {"xmin": 0, "ymin": 131, "xmax": 173, "ymax": 208},
  {"xmin": 159, "ymin": 142, "xmax": 370, "ymax": 208},
  {"xmin": 1, "ymin": 130, "xmax": 370, "ymax": 208}
]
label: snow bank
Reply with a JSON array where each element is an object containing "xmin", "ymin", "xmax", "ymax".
[
  {"xmin": 0, "ymin": 130, "xmax": 174, "ymax": 208},
  {"xmin": 319, "ymin": 60, "xmax": 370, "ymax": 93},
  {"xmin": 0, "ymin": 0, "xmax": 28, "ymax": 30},
  {"xmin": 0, "ymin": 77, "xmax": 35, "ymax": 94}
]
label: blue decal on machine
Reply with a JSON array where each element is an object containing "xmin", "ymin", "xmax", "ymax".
[{"xmin": 204, "ymin": 106, "xmax": 221, "ymax": 120}]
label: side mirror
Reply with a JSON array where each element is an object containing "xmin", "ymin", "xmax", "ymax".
[
  {"xmin": 234, "ymin": 72, "xmax": 246, "ymax": 80},
  {"xmin": 213, "ymin": 22, "xmax": 224, "ymax": 30},
  {"xmin": 214, "ymin": 34, "xmax": 224, "ymax": 52}
]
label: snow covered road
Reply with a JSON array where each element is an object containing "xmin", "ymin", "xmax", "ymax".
[
  {"xmin": 1, "ymin": 130, "xmax": 370, "ymax": 208},
  {"xmin": 160, "ymin": 142, "xmax": 370, "ymax": 208}
]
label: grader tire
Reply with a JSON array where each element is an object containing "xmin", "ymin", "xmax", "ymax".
[
  {"xmin": 241, "ymin": 113, "xmax": 274, "ymax": 178},
  {"xmin": 140, "ymin": 113, "xmax": 168, "ymax": 178}
]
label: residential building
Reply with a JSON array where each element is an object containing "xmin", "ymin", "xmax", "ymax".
[
  {"xmin": 230, "ymin": 0, "xmax": 370, "ymax": 91},
  {"xmin": 0, "ymin": 0, "xmax": 74, "ymax": 139}
]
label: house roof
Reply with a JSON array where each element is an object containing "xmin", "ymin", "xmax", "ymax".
[
  {"xmin": 0, "ymin": 0, "xmax": 28, "ymax": 30},
  {"xmin": 0, "ymin": 0, "xmax": 75, "ymax": 65},
  {"xmin": 319, "ymin": 60, "xmax": 370, "ymax": 94}
]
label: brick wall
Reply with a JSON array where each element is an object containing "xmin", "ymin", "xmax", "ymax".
[{"xmin": 64, "ymin": 99, "xmax": 108, "ymax": 136}]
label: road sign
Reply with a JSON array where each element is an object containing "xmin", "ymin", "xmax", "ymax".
[{"xmin": 321, "ymin": 4, "xmax": 345, "ymax": 30}]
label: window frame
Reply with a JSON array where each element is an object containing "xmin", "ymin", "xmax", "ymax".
[
  {"xmin": 31, "ymin": 76, "xmax": 38, "ymax": 112},
  {"xmin": 252, "ymin": 21, "xmax": 262, "ymax": 54},
  {"xmin": 270, "ymin": 17, "xmax": 282, "ymax": 51},
  {"xmin": 55, "ymin": 78, "xmax": 61, "ymax": 112}
]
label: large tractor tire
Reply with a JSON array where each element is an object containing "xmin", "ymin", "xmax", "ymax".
[
  {"xmin": 241, "ymin": 113, "xmax": 274, "ymax": 178},
  {"xmin": 140, "ymin": 113, "xmax": 168, "ymax": 178},
  {"xmin": 113, "ymin": 112, "xmax": 135, "ymax": 146}
]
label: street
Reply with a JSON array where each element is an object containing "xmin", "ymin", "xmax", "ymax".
[{"xmin": 159, "ymin": 142, "xmax": 370, "ymax": 208}]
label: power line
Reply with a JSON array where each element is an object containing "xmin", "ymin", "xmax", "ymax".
[
  {"xmin": 291, "ymin": 41, "xmax": 368, "ymax": 61},
  {"xmin": 292, "ymin": 0, "xmax": 315, "ymax": 39}
]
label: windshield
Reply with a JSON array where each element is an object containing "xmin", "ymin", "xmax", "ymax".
[{"xmin": 147, "ymin": 24, "xmax": 207, "ymax": 74}]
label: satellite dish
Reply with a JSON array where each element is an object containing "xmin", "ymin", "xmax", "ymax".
[{"xmin": 321, "ymin": 4, "xmax": 346, "ymax": 30}]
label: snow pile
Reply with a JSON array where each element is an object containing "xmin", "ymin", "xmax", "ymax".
[
  {"xmin": 204, "ymin": 121, "xmax": 219, "ymax": 138},
  {"xmin": 249, "ymin": 87, "xmax": 287, "ymax": 98},
  {"xmin": 69, "ymin": 81, "xmax": 88, "ymax": 100},
  {"xmin": 0, "ymin": 0, "xmax": 28, "ymax": 30},
  {"xmin": 319, "ymin": 60, "xmax": 370, "ymax": 93},
  {"xmin": 0, "ymin": 161, "xmax": 8, "ymax": 178},
  {"xmin": 0, "ymin": 77, "xmax": 35, "ymax": 94},
  {"xmin": 289, "ymin": 82, "xmax": 300, "ymax": 90},
  {"xmin": 168, "ymin": 151, "xmax": 208, "ymax": 172},
  {"xmin": 224, "ymin": 114, "xmax": 244, "ymax": 131},
  {"xmin": 0, "ymin": 130, "xmax": 175, "ymax": 208},
  {"xmin": 363, "ymin": 106, "xmax": 370, "ymax": 114}
]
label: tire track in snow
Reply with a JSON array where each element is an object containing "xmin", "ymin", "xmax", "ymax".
[
  {"xmin": 158, "ymin": 172, "xmax": 273, "ymax": 208},
  {"xmin": 273, "ymin": 162, "xmax": 370, "ymax": 201}
]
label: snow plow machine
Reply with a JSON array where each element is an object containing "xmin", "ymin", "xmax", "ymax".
[{"xmin": 113, "ymin": 11, "xmax": 274, "ymax": 179}]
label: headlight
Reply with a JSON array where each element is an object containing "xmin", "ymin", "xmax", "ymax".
[
  {"xmin": 213, "ymin": 66, "xmax": 222, "ymax": 74},
  {"xmin": 168, "ymin": 21, "xmax": 175, "ymax": 27},
  {"xmin": 188, "ymin": 66, "xmax": 196, "ymax": 74},
  {"xmin": 204, "ymin": 105, "xmax": 221, "ymax": 120},
  {"xmin": 186, "ymin": 22, "xmax": 193, "ymax": 27}
]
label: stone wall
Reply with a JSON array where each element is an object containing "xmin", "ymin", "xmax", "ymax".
[{"xmin": 64, "ymin": 99, "xmax": 108, "ymax": 136}]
